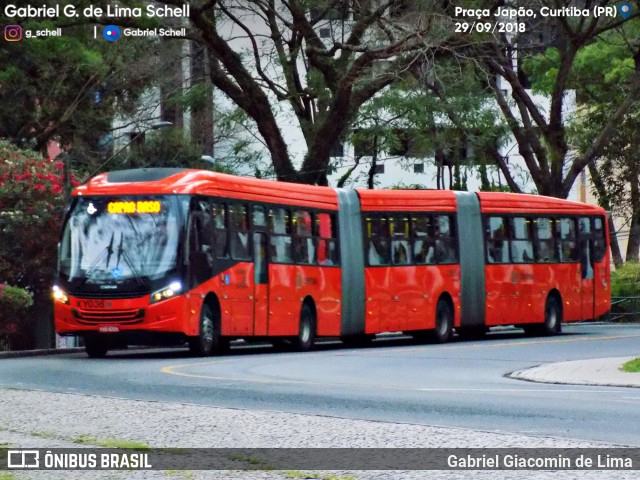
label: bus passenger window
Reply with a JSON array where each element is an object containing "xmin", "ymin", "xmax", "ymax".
[
  {"xmin": 316, "ymin": 213, "xmax": 338, "ymax": 266},
  {"xmin": 212, "ymin": 203, "xmax": 229, "ymax": 258},
  {"xmin": 293, "ymin": 237, "xmax": 316, "ymax": 264},
  {"xmin": 593, "ymin": 217, "xmax": 606, "ymax": 262},
  {"xmin": 391, "ymin": 216, "xmax": 411, "ymax": 265},
  {"xmin": 252, "ymin": 205, "xmax": 267, "ymax": 228},
  {"xmin": 511, "ymin": 217, "xmax": 534, "ymax": 263},
  {"xmin": 229, "ymin": 204, "xmax": 250, "ymax": 260},
  {"xmin": 293, "ymin": 211, "xmax": 315, "ymax": 264},
  {"xmin": 366, "ymin": 216, "xmax": 390, "ymax": 266},
  {"xmin": 412, "ymin": 215, "xmax": 435, "ymax": 265},
  {"xmin": 534, "ymin": 218, "xmax": 557, "ymax": 263},
  {"xmin": 270, "ymin": 235, "xmax": 292, "ymax": 263},
  {"xmin": 269, "ymin": 207, "xmax": 293, "ymax": 264},
  {"xmin": 558, "ymin": 218, "xmax": 578, "ymax": 262},
  {"xmin": 486, "ymin": 217, "xmax": 507, "ymax": 263},
  {"xmin": 579, "ymin": 217, "xmax": 594, "ymax": 280},
  {"xmin": 434, "ymin": 215, "xmax": 457, "ymax": 264}
]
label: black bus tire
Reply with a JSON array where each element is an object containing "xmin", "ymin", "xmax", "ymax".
[
  {"xmin": 189, "ymin": 304, "xmax": 217, "ymax": 356},
  {"xmin": 85, "ymin": 336, "xmax": 108, "ymax": 358},
  {"xmin": 433, "ymin": 299, "xmax": 453, "ymax": 343},
  {"xmin": 294, "ymin": 303, "xmax": 315, "ymax": 352},
  {"xmin": 542, "ymin": 295, "xmax": 562, "ymax": 336}
]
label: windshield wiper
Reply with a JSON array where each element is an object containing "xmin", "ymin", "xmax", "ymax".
[{"xmin": 116, "ymin": 233, "xmax": 146, "ymax": 286}]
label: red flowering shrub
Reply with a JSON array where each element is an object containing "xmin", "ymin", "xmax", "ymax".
[
  {"xmin": 0, "ymin": 283, "xmax": 34, "ymax": 348},
  {"xmin": 0, "ymin": 140, "xmax": 77, "ymax": 348},
  {"xmin": 0, "ymin": 140, "xmax": 73, "ymax": 288}
]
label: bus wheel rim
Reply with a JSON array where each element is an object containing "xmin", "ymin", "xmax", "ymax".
[
  {"xmin": 300, "ymin": 319, "xmax": 310, "ymax": 343},
  {"xmin": 202, "ymin": 313, "xmax": 214, "ymax": 348},
  {"xmin": 547, "ymin": 306, "xmax": 557, "ymax": 329}
]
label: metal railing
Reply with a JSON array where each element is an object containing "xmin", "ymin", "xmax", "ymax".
[{"xmin": 610, "ymin": 296, "xmax": 640, "ymax": 322}]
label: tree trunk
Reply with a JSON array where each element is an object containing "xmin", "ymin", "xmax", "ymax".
[{"xmin": 626, "ymin": 179, "xmax": 640, "ymax": 263}]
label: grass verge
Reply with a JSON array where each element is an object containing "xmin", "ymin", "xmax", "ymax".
[
  {"xmin": 621, "ymin": 357, "xmax": 640, "ymax": 373},
  {"xmin": 71, "ymin": 435, "xmax": 149, "ymax": 450}
]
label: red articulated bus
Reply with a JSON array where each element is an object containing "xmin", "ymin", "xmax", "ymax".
[{"xmin": 53, "ymin": 168, "xmax": 610, "ymax": 357}]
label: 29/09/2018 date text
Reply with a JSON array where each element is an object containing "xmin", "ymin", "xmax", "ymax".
[{"xmin": 455, "ymin": 22, "xmax": 526, "ymax": 34}]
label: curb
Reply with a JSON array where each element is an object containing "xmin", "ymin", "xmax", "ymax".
[
  {"xmin": 508, "ymin": 356, "xmax": 640, "ymax": 388},
  {"xmin": 0, "ymin": 347, "xmax": 84, "ymax": 359}
]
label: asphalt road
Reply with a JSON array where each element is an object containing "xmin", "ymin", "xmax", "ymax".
[{"xmin": 1, "ymin": 323, "xmax": 640, "ymax": 446}]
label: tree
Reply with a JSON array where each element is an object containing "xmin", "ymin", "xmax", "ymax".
[
  {"xmin": 335, "ymin": 57, "xmax": 509, "ymax": 190},
  {"xmin": 0, "ymin": 2, "xmax": 160, "ymax": 160},
  {"xmin": 478, "ymin": 0, "xmax": 640, "ymax": 198},
  {"xmin": 558, "ymin": 22, "xmax": 640, "ymax": 265},
  {"xmin": 0, "ymin": 140, "xmax": 76, "ymax": 348},
  {"xmin": 144, "ymin": 0, "xmax": 462, "ymax": 184}
]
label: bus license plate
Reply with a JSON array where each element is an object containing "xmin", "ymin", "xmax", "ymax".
[{"xmin": 99, "ymin": 326, "xmax": 119, "ymax": 333}]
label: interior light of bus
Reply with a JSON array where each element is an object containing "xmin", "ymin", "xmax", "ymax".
[
  {"xmin": 52, "ymin": 285, "xmax": 69, "ymax": 304},
  {"xmin": 150, "ymin": 281, "xmax": 182, "ymax": 304}
]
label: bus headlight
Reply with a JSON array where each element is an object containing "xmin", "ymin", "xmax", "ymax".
[
  {"xmin": 52, "ymin": 285, "xmax": 69, "ymax": 304},
  {"xmin": 150, "ymin": 281, "xmax": 182, "ymax": 304}
]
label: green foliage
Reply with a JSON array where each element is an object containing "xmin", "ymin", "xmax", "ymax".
[
  {"xmin": 0, "ymin": 3, "xmax": 158, "ymax": 157},
  {"xmin": 121, "ymin": 128, "xmax": 217, "ymax": 170},
  {"xmin": 611, "ymin": 262, "xmax": 640, "ymax": 298},
  {"xmin": 0, "ymin": 284, "xmax": 34, "ymax": 312},
  {"xmin": 0, "ymin": 140, "xmax": 73, "ymax": 295},
  {"xmin": 341, "ymin": 58, "xmax": 507, "ymax": 188}
]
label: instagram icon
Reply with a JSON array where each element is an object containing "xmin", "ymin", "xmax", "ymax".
[{"xmin": 4, "ymin": 25, "xmax": 23, "ymax": 42}]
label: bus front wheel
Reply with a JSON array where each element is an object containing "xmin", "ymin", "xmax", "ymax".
[
  {"xmin": 189, "ymin": 304, "xmax": 226, "ymax": 356},
  {"xmin": 85, "ymin": 336, "xmax": 108, "ymax": 358}
]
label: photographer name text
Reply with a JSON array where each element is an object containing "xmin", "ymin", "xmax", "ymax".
[{"xmin": 4, "ymin": 3, "xmax": 189, "ymax": 19}]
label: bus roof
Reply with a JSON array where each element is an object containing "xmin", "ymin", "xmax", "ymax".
[
  {"xmin": 75, "ymin": 168, "xmax": 339, "ymax": 210},
  {"xmin": 76, "ymin": 169, "xmax": 605, "ymax": 216},
  {"xmin": 356, "ymin": 189, "xmax": 457, "ymax": 212},
  {"xmin": 477, "ymin": 192, "xmax": 606, "ymax": 215}
]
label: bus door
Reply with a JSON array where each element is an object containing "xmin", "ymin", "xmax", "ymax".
[
  {"xmin": 253, "ymin": 232, "xmax": 269, "ymax": 335},
  {"xmin": 579, "ymin": 217, "xmax": 595, "ymax": 320}
]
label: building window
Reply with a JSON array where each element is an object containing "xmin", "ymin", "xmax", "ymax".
[
  {"xmin": 413, "ymin": 163, "xmax": 424, "ymax": 174},
  {"xmin": 374, "ymin": 164, "xmax": 384, "ymax": 174}
]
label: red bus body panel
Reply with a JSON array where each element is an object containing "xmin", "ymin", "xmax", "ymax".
[
  {"xmin": 60, "ymin": 170, "xmax": 341, "ymax": 340},
  {"xmin": 478, "ymin": 192, "xmax": 610, "ymax": 325},
  {"xmin": 56, "ymin": 171, "xmax": 611, "ymax": 346},
  {"xmin": 358, "ymin": 189, "xmax": 461, "ymax": 333}
]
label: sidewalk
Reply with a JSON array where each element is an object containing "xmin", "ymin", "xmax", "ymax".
[{"xmin": 510, "ymin": 356, "xmax": 640, "ymax": 388}]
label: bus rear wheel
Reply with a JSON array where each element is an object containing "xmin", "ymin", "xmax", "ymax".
[
  {"xmin": 189, "ymin": 304, "xmax": 227, "ymax": 356},
  {"xmin": 541, "ymin": 296, "xmax": 562, "ymax": 335},
  {"xmin": 294, "ymin": 303, "xmax": 315, "ymax": 352},
  {"xmin": 524, "ymin": 296, "xmax": 562, "ymax": 337},
  {"xmin": 85, "ymin": 336, "xmax": 108, "ymax": 358},
  {"xmin": 433, "ymin": 299, "xmax": 453, "ymax": 343}
]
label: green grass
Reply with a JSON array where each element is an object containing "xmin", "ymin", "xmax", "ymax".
[
  {"xmin": 165, "ymin": 471, "xmax": 194, "ymax": 479},
  {"xmin": 32, "ymin": 431, "xmax": 56, "ymax": 439},
  {"xmin": 284, "ymin": 472, "xmax": 356, "ymax": 480},
  {"xmin": 71, "ymin": 435, "xmax": 149, "ymax": 450},
  {"xmin": 621, "ymin": 357, "xmax": 640, "ymax": 373},
  {"xmin": 0, "ymin": 472, "xmax": 17, "ymax": 480}
]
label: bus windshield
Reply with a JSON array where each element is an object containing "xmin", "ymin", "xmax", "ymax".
[{"xmin": 59, "ymin": 195, "xmax": 188, "ymax": 290}]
